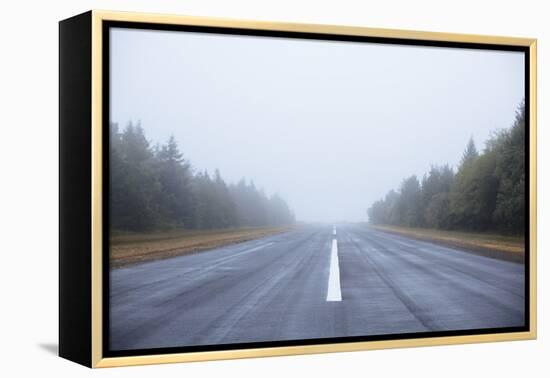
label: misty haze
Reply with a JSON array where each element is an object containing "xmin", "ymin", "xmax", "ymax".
[
  {"xmin": 110, "ymin": 28, "xmax": 524, "ymax": 223},
  {"xmin": 108, "ymin": 26, "xmax": 527, "ymax": 352}
]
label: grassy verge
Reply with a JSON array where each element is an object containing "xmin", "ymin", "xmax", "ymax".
[
  {"xmin": 110, "ymin": 226, "xmax": 292, "ymax": 268},
  {"xmin": 370, "ymin": 224, "xmax": 524, "ymax": 262}
]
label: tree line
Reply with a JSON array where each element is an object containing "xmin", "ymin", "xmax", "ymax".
[
  {"xmin": 110, "ymin": 122, "xmax": 295, "ymax": 232},
  {"xmin": 367, "ymin": 101, "xmax": 525, "ymax": 235}
]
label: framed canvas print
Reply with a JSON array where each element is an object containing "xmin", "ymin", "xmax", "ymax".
[{"xmin": 59, "ymin": 10, "xmax": 537, "ymax": 368}]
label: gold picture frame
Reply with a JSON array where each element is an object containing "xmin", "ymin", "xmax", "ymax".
[{"xmin": 59, "ymin": 10, "xmax": 537, "ymax": 368}]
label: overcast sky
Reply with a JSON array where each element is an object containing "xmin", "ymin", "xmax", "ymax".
[{"xmin": 110, "ymin": 28, "xmax": 524, "ymax": 223}]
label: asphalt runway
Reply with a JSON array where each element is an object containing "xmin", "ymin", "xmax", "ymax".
[{"xmin": 109, "ymin": 224, "xmax": 525, "ymax": 351}]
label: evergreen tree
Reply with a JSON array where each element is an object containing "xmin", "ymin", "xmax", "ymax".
[
  {"xmin": 449, "ymin": 138, "xmax": 499, "ymax": 230},
  {"xmin": 493, "ymin": 102, "xmax": 525, "ymax": 233},
  {"xmin": 213, "ymin": 169, "xmax": 238, "ymax": 228},
  {"xmin": 396, "ymin": 175, "xmax": 422, "ymax": 227},
  {"xmin": 107, "ymin": 120, "xmax": 297, "ymax": 232},
  {"xmin": 268, "ymin": 194, "xmax": 295, "ymax": 226},
  {"xmin": 109, "ymin": 122, "xmax": 127, "ymax": 230},
  {"xmin": 367, "ymin": 100, "xmax": 525, "ymax": 236},
  {"xmin": 156, "ymin": 135, "xmax": 194, "ymax": 228},
  {"xmin": 461, "ymin": 137, "xmax": 479, "ymax": 166},
  {"xmin": 422, "ymin": 165, "xmax": 454, "ymax": 228},
  {"xmin": 111, "ymin": 122, "xmax": 160, "ymax": 231}
]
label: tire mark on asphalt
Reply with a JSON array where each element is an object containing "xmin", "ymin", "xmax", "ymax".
[
  {"xmin": 345, "ymin": 234, "xmax": 439, "ymax": 331},
  {"xmin": 190, "ymin": 229, "xmax": 328, "ymax": 344},
  {"xmin": 110, "ymin": 234, "xmax": 292, "ymax": 297},
  {"xmin": 353, "ymin": 230, "xmax": 524, "ymax": 321},
  {"xmin": 110, "ymin": 228, "xmax": 323, "ymax": 349},
  {"xmin": 366, "ymin": 228, "xmax": 524, "ymax": 298}
]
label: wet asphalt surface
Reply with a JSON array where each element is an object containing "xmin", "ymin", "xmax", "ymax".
[{"xmin": 110, "ymin": 224, "xmax": 525, "ymax": 351}]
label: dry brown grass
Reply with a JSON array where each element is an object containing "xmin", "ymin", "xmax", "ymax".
[
  {"xmin": 371, "ymin": 225, "xmax": 524, "ymax": 258},
  {"xmin": 110, "ymin": 226, "xmax": 292, "ymax": 268}
]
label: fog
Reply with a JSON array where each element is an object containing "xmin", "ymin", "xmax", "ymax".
[{"xmin": 110, "ymin": 28, "xmax": 524, "ymax": 223}]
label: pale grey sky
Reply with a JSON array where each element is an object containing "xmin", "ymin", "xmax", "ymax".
[{"xmin": 110, "ymin": 28, "xmax": 524, "ymax": 223}]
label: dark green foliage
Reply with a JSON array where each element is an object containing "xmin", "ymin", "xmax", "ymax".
[
  {"xmin": 449, "ymin": 146, "xmax": 498, "ymax": 230},
  {"xmin": 227, "ymin": 179, "xmax": 294, "ymax": 228},
  {"xmin": 367, "ymin": 189, "xmax": 400, "ymax": 225},
  {"xmin": 424, "ymin": 192, "xmax": 451, "ymax": 229},
  {"xmin": 109, "ymin": 123, "xmax": 295, "ymax": 232},
  {"xmin": 492, "ymin": 103, "xmax": 526, "ymax": 232},
  {"xmin": 367, "ymin": 101, "xmax": 525, "ymax": 235},
  {"xmin": 110, "ymin": 122, "xmax": 161, "ymax": 231},
  {"xmin": 155, "ymin": 135, "xmax": 195, "ymax": 228},
  {"xmin": 396, "ymin": 175, "xmax": 422, "ymax": 227},
  {"xmin": 460, "ymin": 137, "xmax": 479, "ymax": 166},
  {"xmin": 422, "ymin": 165, "xmax": 454, "ymax": 229}
]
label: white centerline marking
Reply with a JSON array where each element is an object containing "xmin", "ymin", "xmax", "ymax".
[
  {"xmin": 333, "ymin": 226, "xmax": 336, "ymax": 236},
  {"xmin": 326, "ymin": 238, "xmax": 342, "ymax": 301}
]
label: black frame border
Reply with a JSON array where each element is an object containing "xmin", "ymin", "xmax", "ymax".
[
  {"xmin": 59, "ymin": 10, "xmax": 94, "ymax": 367},
  {"xmin": 101, "ymin": 20, "xmax": 531, "ymax": 359}
]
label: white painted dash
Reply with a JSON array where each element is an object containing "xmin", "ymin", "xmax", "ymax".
[
  {"xmin": 326, "ymin": 238, "xmax": 342, "ymax": 301},
  {"xmin": 333, "ymin": 225, "xmax": 336, "ymax": 236}
]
